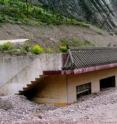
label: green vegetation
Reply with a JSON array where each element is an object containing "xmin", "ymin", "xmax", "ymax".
[
  {"xmin": 59, "ymin": 37, "xmax": 95, "ymax": 48},
  {"xmin": 31, "ymin": 44, "xmax": 44, "ymax": 54},
  {"xmin": 0, "ymin": 37, "xmax": 95, "ymax": 54},
  {"xmin": 0, "ymin": 42, "xmax": 44, "ymax": 55},
  {"xmin": 0, "ymin": 42, "xmax": 13, "ymax": 51},
  {"xmin": 59, "ymin": 45, "xmax": 68, "ymax": 53},
  {"xmin": 0, "ymin": 0, "xmax": 89, "ymax": 27},
  {"xmin": 58, "ymin": 37, "xmax": 95, "ymax": 53}
]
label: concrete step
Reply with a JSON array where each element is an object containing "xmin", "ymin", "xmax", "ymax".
[
  {"xmin": 19, "ymin": 90, "xmax": 24, "ymax": 95},
  {"xmin": 19, "ymin": 75, "xmax": 48, "ymax": 95}
]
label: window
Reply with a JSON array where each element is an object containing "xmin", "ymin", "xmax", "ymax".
[
  {"xmin": 100, "ymin": 76, "xmax": 115, "ymax": 90},
  {"xmin": 76, "ymin": 83, "xmax": 91, "ymax": 100}
]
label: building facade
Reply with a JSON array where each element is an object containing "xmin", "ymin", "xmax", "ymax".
[
  {"xmin": 33, "ymin": 67, "xmax": 117, "ymax": 105},
  {"xmin": 21, "ymin": 48, "xmax": 117, "ymax": 105}
]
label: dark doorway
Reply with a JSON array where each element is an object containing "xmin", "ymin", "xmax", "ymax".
[
  {"xmin": 100, "ymin": 76, "xmax": 115, "ymax": 90},
  {"xmin": 76, "ymin": 83, "xmax": 91, "ymax": 100}
]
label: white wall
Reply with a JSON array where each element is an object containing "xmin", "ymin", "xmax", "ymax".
[{"xmin": 0, "ymin": 54, "xmax": 62, "ymax": 95}]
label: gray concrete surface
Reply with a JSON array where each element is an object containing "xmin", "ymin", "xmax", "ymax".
[{"xmin": 0, "ymin": 54, "xmax": 62, "ymax": 95}]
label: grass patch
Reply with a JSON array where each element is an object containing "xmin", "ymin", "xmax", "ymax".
[
  {"xmin": 59, "ymin": 37, "xmax": 95, "ymax": 48},
  {"xmin": 0, "ymin": 0, "xmax": 89, "ymax": 27},
  {"xmin": 57, "ymin": 37, "xmax": 95, "ymax": 53}
]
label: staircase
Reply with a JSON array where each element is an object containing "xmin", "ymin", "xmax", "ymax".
[{"xmin": 19, "ymin": 75, "xmax": 47, "ymax": 99}]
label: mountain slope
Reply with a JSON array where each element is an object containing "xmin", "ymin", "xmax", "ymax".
[
  {"xmin": 0, "ymin": 0, "xmax": 117, "ymax": 50},
  {"xmin": 0, "ymin": 24, "xmax": 117, "ymax": 49},
  {"xmin": 0, "ymin": 0, "xmax": 88, "ymax": 27},
  {"xmin": 35, "ymin": 0, "xmax": 117, "ymax": 31}
]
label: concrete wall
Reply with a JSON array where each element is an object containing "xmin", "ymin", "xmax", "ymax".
[
  {"xmin": 33, "ymin": 75, "xmax": 67, "ymax": 106},
  {"xmin": 67, "ymin": 67, "xmax": 117, "ymax": 104},
  {"xmin": 0, "ymin": 54, "xmax": 62, "ymax": 95}
]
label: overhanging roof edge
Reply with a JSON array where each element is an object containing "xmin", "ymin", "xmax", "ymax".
[{"xmin": 44, "ymin": 62, "xmax": 117, "ymax": 75}]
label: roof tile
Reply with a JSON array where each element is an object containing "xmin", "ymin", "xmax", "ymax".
[{"xmin": 63, "ymin": 48, "xmax": 117, "ymax": 70}]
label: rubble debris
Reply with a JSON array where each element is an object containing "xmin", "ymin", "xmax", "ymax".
[{"xmin": 0, "ymin": 88, "xmax": 117, "ymax": 124}]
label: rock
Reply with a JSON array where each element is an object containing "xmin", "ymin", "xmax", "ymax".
[
  {"xmin": 38, "ymin": 115, "xmax": 43, "ymax": 119},
  {"xmin": 0, "ymin": 98, "xmax": 13, "ymax": 110},
  {"xmin": 1, "ymin": 88, "xmax": 117, "ymax": 123}
]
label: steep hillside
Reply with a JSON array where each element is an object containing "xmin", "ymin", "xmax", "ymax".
[
  {"xmin": 0, "ymin": 0, "xmax": 117, "ymax": 51},
  {"xmin": 0, "ymin": 24, "xmax": 117, "ymax": 49},
  {"xmin": 35, "ymin": 0, "xmax": 117, "ymax": 31},
  {"xmin": 0, "ymin": 0, "xmax": 88, "ymax": 26}
]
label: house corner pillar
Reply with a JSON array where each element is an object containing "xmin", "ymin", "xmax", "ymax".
[
  {"xmin": 91, "ymin": 79, "xmax": 100, "ymax": 93},
  {"xmin": 115, "ymin": 75, "xmax": 117, "ymax": 87}
]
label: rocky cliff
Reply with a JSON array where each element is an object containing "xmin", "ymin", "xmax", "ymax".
[{"xmin": 32, "ymin": 0, "xmax": 117, "ymax": 32}]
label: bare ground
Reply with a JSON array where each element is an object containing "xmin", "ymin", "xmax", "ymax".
[
  {"xmin": 0, "ymin": 24, "xmax": 117, "ymax": 47},
  {"xmin": 1, "ymin": 24, "xmax": 117, "ymax": 123},
  {"xmin": 0, "ymin": 88, "xmax": 117, "ymax": 124}
]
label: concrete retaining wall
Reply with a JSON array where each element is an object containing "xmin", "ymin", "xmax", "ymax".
[{"xmin": 0, "ymin": 54, "xmax": 62, "ymax": 95}]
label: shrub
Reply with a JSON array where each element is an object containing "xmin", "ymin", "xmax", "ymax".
[
  {"xmin": 59, "ymin": 45, "xmax": 68, "ymax": 53},
  {"xmin": 1, "ymin": 42, "xmax": 13, "ymax": 51},
  {"xmin": 59, "ymin": 39, "xmax": 69, "ymax": 53},
  {"xmin": 20, "ymin": 41, "xmax": 32, "ymax": 52},
  {"xmin": 31, "ymin": 44, "xmax": 44, "ymax": 54}
]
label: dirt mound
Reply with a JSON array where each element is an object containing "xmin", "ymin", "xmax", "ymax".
[
  {"xmin": 1, "ymin": 88, "xmax": 117, "ymax": 123},
  {"xmin": 0, "ymin": 95, "xmax": 56, "ymax": 124},
  {"xmin": 41, "ymin": 88, "xmax": 117, "ymax": 124},
  {"xmin": 0, "ymin": 98, "xmax": 13, "ymax": 110}
]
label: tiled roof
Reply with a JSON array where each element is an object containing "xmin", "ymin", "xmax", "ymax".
[{"xmin": 63, "ymin": 48, "xmax": 117, "ymax": 70}]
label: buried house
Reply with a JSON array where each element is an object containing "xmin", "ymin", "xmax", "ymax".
[{"xmin": 19, "ymin": 48, "xmax": 117, "ymax": 106}]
